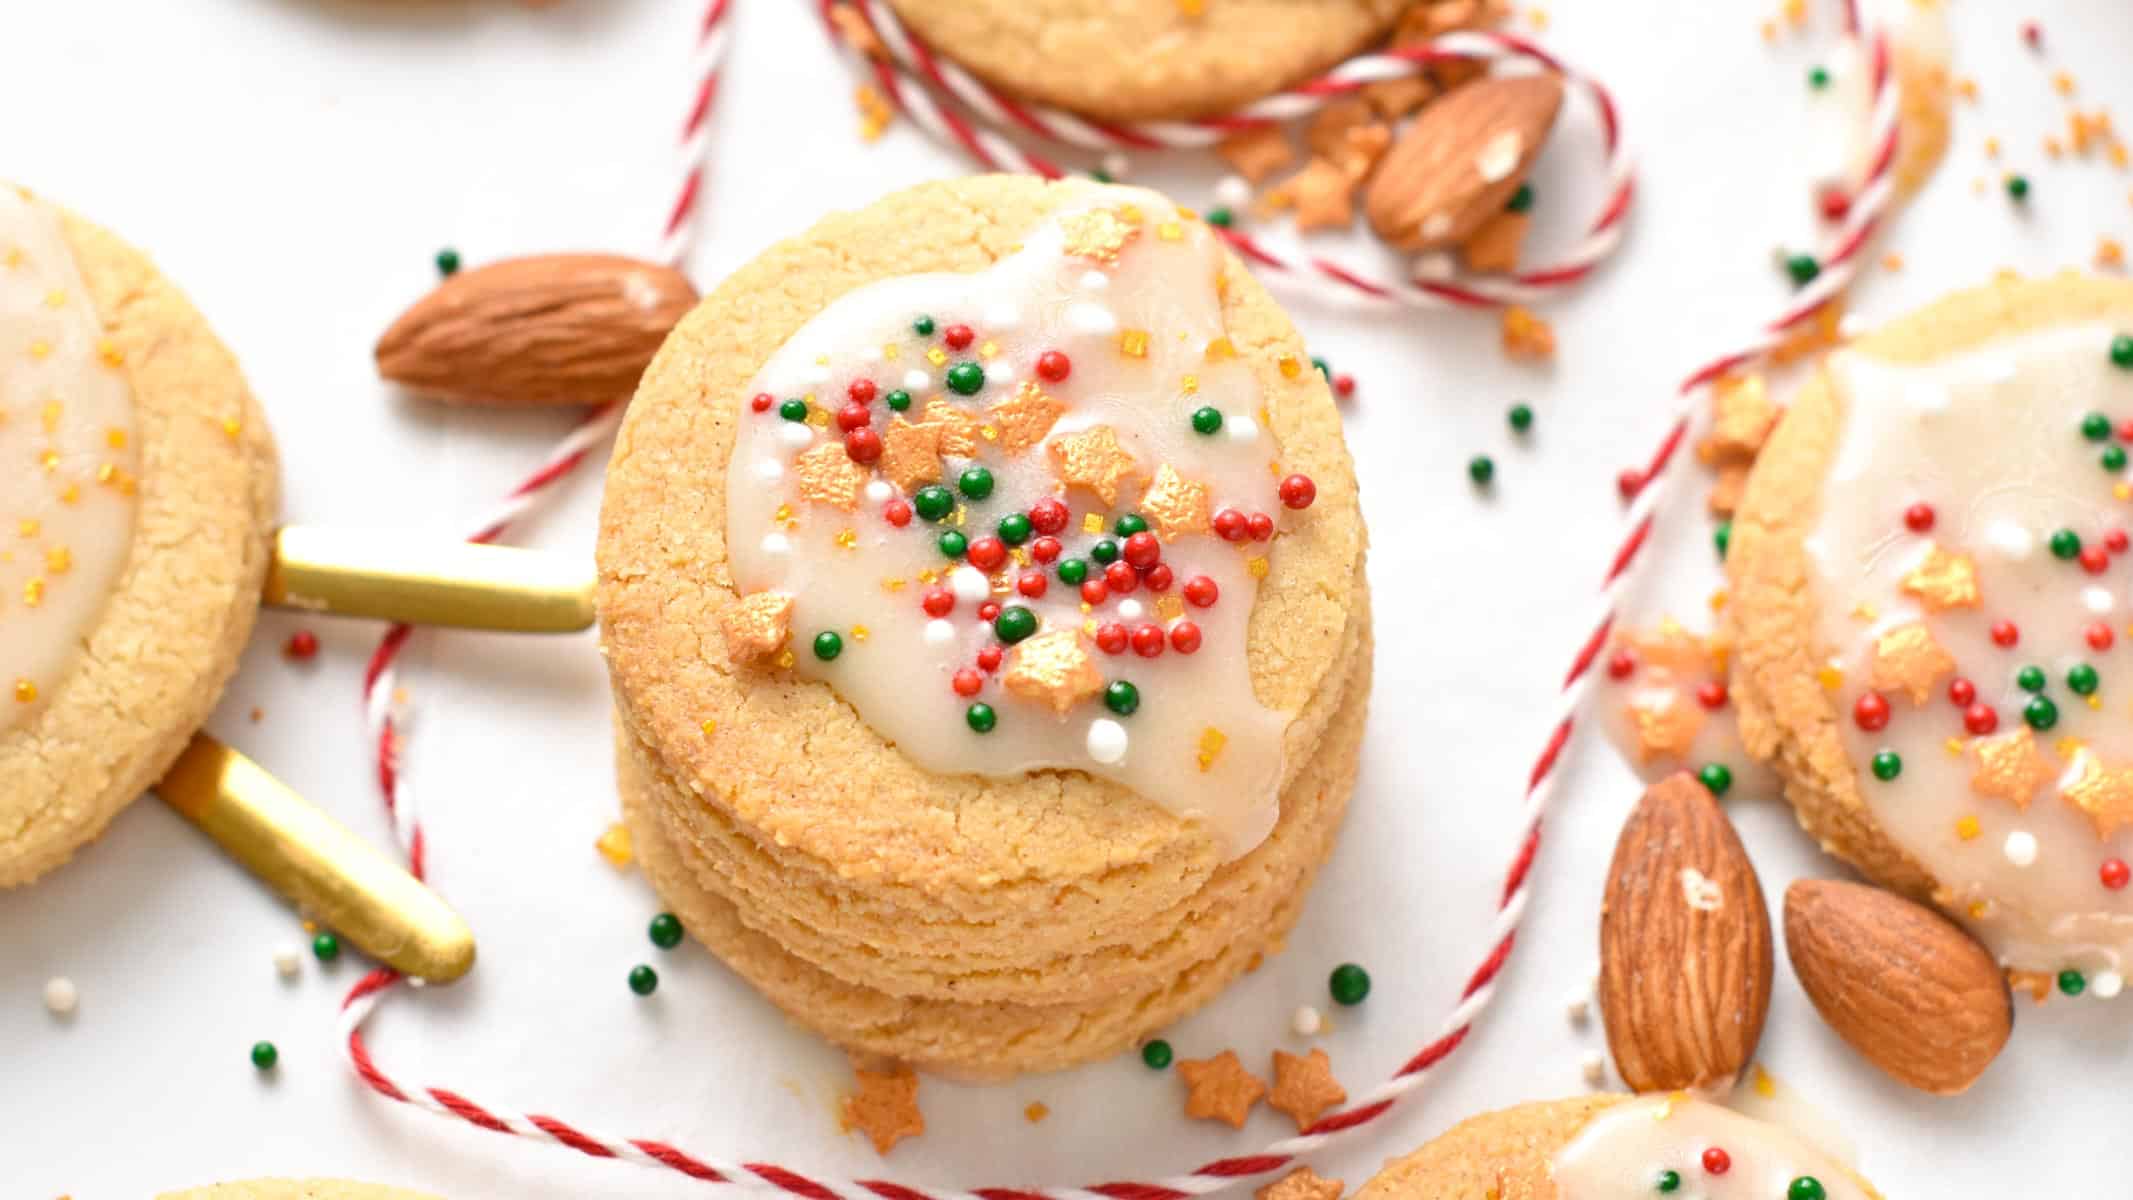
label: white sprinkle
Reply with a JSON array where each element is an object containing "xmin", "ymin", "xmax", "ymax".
[
  {"xmin": 274, "ymin": 946, "xmax": 303, "ymax": 979},
  {"xmin": 984, "ymin": 304, "xmax": 1021, "ymax": 331},
  {"xmin": 1079, "ymin": 271, "xmax": 1110, "ymax": 292},
  {"xmin": 760, "ymin": 533, "xmax": 791, "ymax": 557},
  {"xmin": 1214, "ymin": 174, "xmax": 1253, "ymax": 209},
  {"xmin": 799, "ymin": 363, "xmax": 833, "ymax": 386},
  {"xmin": 1291, "ymin": 1005, "xmax": 1324, "ymax": 1037},
  {"xmin": 1565, "ymin": 992, "xmax": 1591, "ymax": 1026},
  {"xmin": 1983, "ymin": 520, "xmax": 2033, "ymax": 562},
  {"xmin": 903, "ymin": 368, "xmax": 931, "ymax": 390},
  {"xmin": 776, "ymin": 422, "xmax": 814, "ymax": 450},
  {"xmin": 1087, "ymin": 719, "xmax": 1129, "ymax": 764},
  {"xmin": 864, "ymin": 480, "xmax": 892, "ymax": 504},
  {"xmin": 924, "ymin": 619, "xmax": 956, "ymax": 646},
  {"xmin": 2093, "ymin": 970, "xmax": 2125, "ymax": 999},
  {"xmin": 1117, "ymin": 598, "xmax": 1145, "ymax": 620},
  {"xmin": 2086, "ymin": 586, "xmax": 2116, "ymax": 615},
  {"xmin": 1101, "ymin": 152, "xmax": 1130, "ymax": 179},
  {"xmin": 950, "ymin": 566, "xmax": 990, "ymax": 605},
  {"xmin": 1227, "ymin": 414, "xmax": 1260, "ymax": 443},
  {"xmin": 407, "ymin": 975, "xmax": 428, "ymax": 989},
  {"xmin": 755, "ymin": 459, "xmax": 785, "ymax": 484},
  {"xmin": 2003, "ymin": 830, "xmax": 2038, "ymax": 867},
  {"xmin": 43, "ymin": 977, "xmax": 77, "ymax": 1016},
  {"xmin": 1475, "ymin": 130, "xmax": 1525, "ymax": 183},
  {"xmin": 1065, "ymin": 302, "xmax": 1118, "ymax": 336},
  {"xmin": 1411, "ymin": 251, "xmax": 1457, "ymax": 281},
  {"xmin": 1580, "ymin": 1051, "xmax": 1607, "ymax": 1087}
]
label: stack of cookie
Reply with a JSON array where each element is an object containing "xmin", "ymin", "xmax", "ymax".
[{"xmin": 598, "ymin": 177, "xmax": 1371, "ymax": 1077}]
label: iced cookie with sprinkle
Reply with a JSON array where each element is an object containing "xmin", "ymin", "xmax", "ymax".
[
  {"xmin": 597, "ymin": 176, "xmax": 1369, "ymax": 1076},
  {"xmin": 1355, "ymin": 1094, "xmax": 1881, "ymax": 1200},
  {"xmin": 1729, "ymin": 274, "xmax": 2133, "ymax": 999},
  {"xmin": 0, "ymin": 186, "xmax": 278, "ymax": 887}
]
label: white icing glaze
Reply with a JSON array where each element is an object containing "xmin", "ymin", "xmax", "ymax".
[
  {"xmin": 0, "ymin": 188, "xmax": 139, "ymax": 729},
  {"xmin": 725, "ymin": 184, "xmax": 1296, "ymax": 856},
  {"xmin": 1810, "ymin": 324, "xmax": 2133, "ymax": 981},
  {"xmin": 1553, "ymin": 1096, "xmax": 1873, "ymax": 1199}
]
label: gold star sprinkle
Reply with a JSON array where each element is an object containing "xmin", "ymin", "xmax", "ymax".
[
  {"xmin": 1002, "ymin": 630, "xmax": 1104, "ymax": 715},
  {"xmin": 1626, "ymin": 689, "xmax": 1704, "ymax": 763},
  {"xmin": 1901, "ymin": 544, "xmax": 1981, "ymax": 611},
  {"xmin": 720, "ymin": 591, "xmax": 794, "ymax": 663},
  {"xmin": 986, "ymin": 381, "xmax": 1065, "ymax": 454},
  {"xmin": 1970, "ymin": 728, "xmax": 2054, "ymax": 810},
  {"xmin": 1255, "ymin": 1169, "xmax": 1343, "ymax": 1200},
  {"xmin": 1197, "ymin": 726, "xmax": 1228, "ymax": 771},
  {"xmin": 1062, "ymin": 208, "xmax": 1140, "ymax": 266},
  {"xmin": 840, "ymin": 1064, "xmax": 924, "ymax": 1155},
  {"xmin": 1139, "ymin": 463, "xmax": 1212, "ymax": 537},
  {"xmin": 1870, "ymin": 622, "xmax": 1954, "ymax": 705},
  {"xmin": 2062, "ymin": 749, "xmax": 2133, "ymax": 841},
  {"xmin": 1267, "ymin": 1048, "xmax": 1346, "ymax": 1132},
  {"xmin": 1048, "ymin": 425, "xmax": 1143, "ymax": 506},
  {"xmin": 794, "ymin": 441, "xmax": 869, "ymax": 510},
  {"xmin": 1177, "ymin": 1050, "xmax": 1266, "ymax": 1128},
  {"xmin": 880, "ymin": 418, "xmax": 944, "ymax": 492},
  {"xmin": 923, "ymin": 398, "xmax": 982, "ymax": 457}
]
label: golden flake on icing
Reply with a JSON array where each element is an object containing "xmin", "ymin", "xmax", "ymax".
[
  {"xmin": 720, "ymin": 591, "xmax": 793, "ymax": 663},
  {"xmin": 1001, "ymin": 629, "xmax": 1103, "ymax": 715},
  {"xmin": 1048, "ymin": 425, "xmax": 1143, "ymax": 506},
  {"xmin": 1970, "ymin": 728, "xmax": 2054, "ymax": 810},
  {"xmin": 1196, "ymin": 727, "xmax": 1228, "ymax": 771},
  {"xmin": 880, "ymin": 418, "xmax": 944, "ymax": 492},
  {"xmin": 1140, "ymin": 463, "xmax": 1212, "ymax": 537},
  {"xmin": 2062, "ymin": 748, "xmax": 2133, "ymax": 841},
  {"xmin": 986, "ymin": 382, "xmax": 1065, "ymax": 454},
  {"xmin": 1626, "ymin": 690, "xmax": 1704, "ymax": 762},
  {"xmin": 1061, "ymin": 208, "xmax": 1140, "ymax": 266},
  {"xmin": 1900, "ymin": 544, "xmax": 1981, "ymax": 611},
  {"xmin": 794, "ymin": 442, "xmax": 869, "ymax": 511},
  {"xmin": 923, "ymin": 397, "xmax": 982, "ymax": 457},
  {"xmin": 1869, "ymin": 622, "xmax": 1954, "ymax": 704}
]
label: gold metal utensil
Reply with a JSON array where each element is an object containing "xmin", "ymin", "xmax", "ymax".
[
  {"xmin": 262, "ymin": 526, "xmax": 596, "ymax": 633},
  {"xmin": 159, "ymin": 733, "xmax": 476, "ymax": 983}
]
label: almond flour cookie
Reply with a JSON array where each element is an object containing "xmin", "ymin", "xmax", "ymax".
[
  {"xmin": 0, "ymin": 187, "xmax": 278, "ymax": 887},
  {"xmin": 1728, "ymin": 274, "xmax": 2133, "ymax": 995},
  {"xmin": 160, "ymin": 1182, "xmax": 441, "ymax": 1200},
  {"xmin": 1354, "ymin": 1095, "xmax": 1880, "ymax": 1199},
  {"xmin": 881, "ymin": 0, "xmax": 1412, "ymax": 122},
  {"xmin": 598, "ymin": 176, "xmax": 1369, "ymax": 1076}
]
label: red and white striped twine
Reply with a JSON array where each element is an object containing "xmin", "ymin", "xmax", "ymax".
[
  {"xmin": 336, "ymin": 2, "xmax": 1899, "ymax": 1194},
  {"xmin": 824, "ymin": 0, "xmax": 1635, "ymax": 308}
]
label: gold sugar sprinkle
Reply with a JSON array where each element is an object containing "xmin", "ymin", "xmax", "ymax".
[
  {"xmin": 105, "ymin": 428, "xmax": 126, "ymax": 449},
  {"xmin": 1083, "ymin": 512, "xmax": 1105, "ymax": 535},
  {"xmin": 834, "ymin": 528, "xmax": 858, "ymax": 550},
  {"xmin": 1205, "ymin": 337, "xmax": 1237, "ymax": 361},
  {"xmin": 1181, "ymin": 374, "xmax": 1199, "ymax": 395},
  {"xmin": 41, "ymin": 401, "xmax": 60, "ymax": 432},
  {"xmin": 45, "ymin": 547, "xmax": 70, "ymax": 574},
  {"xmin": 1196, "ymin": 727, "xmax": 1228, "ymax": 771},
  {"xmin": 17, "ymin": 519, "xmax": 37, "ymax": 538},
  {"xmin": 851, "ymin": 624, "xmax": 870, "ymax": 643},
  {"xmin": 28, "ymin": 338, "xmax": 51, "ymax": 360},
  {"xmin": 595, "ymin": 822, "xmax": 635, "ymax": 869},
  {"xmin": 1157, "ymin": 221, "xmax": 1184, "ymax": 242},
  {"xmin": 1816, "ymin": 665, "xmax": 1845, "ymax": 691},
  {"xmin": 926, "ymin": 346, "xmax": 948, "ymax": 366},
  {"xmin": 775, "ymin": 649, "xmax": 796, "ymax": 669},
  {"xmin": 1277, "ymin": 355, "xmax": 1302, "ymax": 379},
  {"xmin": 1955, "ymin": 815, "xmax": 1981, "ymax": 841},
  {"xmin": 221, "ymin": 416, "xmax": 242, "ymax": 438},
  {"xmin": 881, "ymin": 577, "xmax": 906, "ymax": 592},
  {"xmin": 979, "ymin": 340, "xmax": 1000, "ymax": 360},
  {"xmin": 701, "ymin": 719, "xmax": 718, "ymax": 737},
  {"xmin": 1247, "ymin": 556, "xmax": 1269, "ymax": 579},
  {"xmin": 13, "ymin": 679, "xmax": 35, "ymax": 704},
  {"xmin": 1119, "ymin": 329, "xmax": 1150, "ymax": 359},
  {"xmin": 24, "ymin": 578, "xmax": 45, "ymax": 607}
]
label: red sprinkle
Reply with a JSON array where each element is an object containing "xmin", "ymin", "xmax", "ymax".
[
  {"xmin": 1333, "ymin": 373, "xmax": 1356, "ymax": 399},
  {"xmin": 1030, "ymin": 535, "xmax": 1062, "ymax": 564},
  {"xmin": 2104, "ymin": 858, "xmax": 2131, "ymax": 890},
  {"xmin": 1029, "ymin": 497, "xmax": 1070, "ymax": 535},
  {"xmin": 1964, "ymin": 703, "xmax": 2000, "ymax": 735},
  {"xmin": 1095, "ymin": 622, "xmax": 1129, "ymax": 654},
  {"xmin": 1130, "ymin": 624, "xmax": 1166, "ymax": 658},
  {"xmin": 2109, "ymin": 529, "xmax": 2130, "ymax": 554},
  {"xmin": 967, "ymin": 537, "xmax": 1008, "ymax": 571},
  {"xmin": 1702, "ymin": 1148, "xmax": 1731, "ymax": 1176},
  {"xmin": 943, "ymin": 323, "xmax": 975, "ymax": 350},
  {"xmin": 977, "ymin": 600, "xmax": 1002, "ymax": 623},
  {"xmin": 2022, "ymin": 19, "xmax": 2042, "ymax": 47},
  {"xmin": 1016, "ymin": 571, "xmax": 1048, "ymax": 599},
  {"xmin": 922, "ymin": 587, "xmax": 955, "ymax": 617},
  {"xmin": 1948, "ymin": 677, "xmax": 1977, "ymax": 706},
  {"xmin": 1903, "ymin": 502, "xmax": 1936, "ymax": 533},
  {"xmin": 1104, "ymin": 561, "xmax": 1139, "ymax": 594},
  {"xmin": 952, "ymin": 668, "xmax": 983, "ymax": 697},
  {"xmin": 1183, "ymin": 575, "xmax": 1220, "ymax": 608},
  {"xmin": 976, "ymin": 645, "xmax": 1003, "ymax": 672},
  {"xmin": 836, "ymin": 402, "xmax": 872, "ymax": 431},
  {"xmin": 1169, "ymin": 622, "xmax": 1203, "ymax": 654},
  {"xmin": 1123, "ymin": 531, "xmax": 1162, "ymax": 569},
  {"xmin": 883, "ymin": 498, "xmax": 912, "ymax": 528},
  {"xmin": 2081, "ymin": 545, "xmax": 2110, "ymax": 574},
  {"xmin": 750, "ymin": 392, "xmax": 774, "ymax": 413},
  {"xmin": 1247, "ymin": 512, "xmax": 1276, "ymax": 542},
  {"xmin": 2119, "ymin": 418, "xmax": 2133, "ymax": 443},
  {"xmin": 1143, "ymin": 563, "xmax": 1174, "ymax": 592},
  {"xmin": 1695, "ymin": 682, "xmax": 1728, "ymax": 710},
  {"xmin": 844, "ymin": 428, "xmax": 882, "ymax": 464},
  {"xmin": 1616, "ymin": 469, "xmax": 1645, "ymax": 500},
  {"xmin": 1035, "ymin": 350, "xmax": 1072, "ymax": 383},
  {"xmin": 1991, "ymin": 620, "xmax": 2020, "ymax": 648},
  {"xmin": 1606, "ymin": 650, "xmax": 1636, "ymax": 680},
  {"xmin": 1278, "ymin": 474, "xmax": 1318, "ymax": 510},
  {"xmin": 847, "ymin": 379, "xmax": 877, "ymax": 405},
  {"xmin": 1853, "ymin": 692, "xmax": 1890, "ymax": 731},
  {"xmin": 2089, "ymin": 622, "xmax": 2117, "ymax": 652},
  {"xmin": 1081, "ymin": 579, "xmax": 1110, "ymax": 606},
  {"xmin": 1213, "ymin": 508, "xmax": 1250, "ymax": 542},
  {"xmin": 1817, "ymin": 185, "xmax": 1852, "ymax": 222},
  {"xmin": 283, "ymin": 630, "xmax": 319, "ymax": 661}
]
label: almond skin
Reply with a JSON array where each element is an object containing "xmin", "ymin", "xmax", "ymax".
[
  {"xmin": 1599, "ymin": 772, "xmax": 1773, "ymax": 1094},
  {"xmin": 375, "ymin": 254, "xmax": 698, "ymax": 407},
  {"xmin": 1784, "ymin": 878, "xmax": 2012, "ymax": 1095},
  {"xmin": 1363, "ymin": 72, "xmax": 1564, "ymax": 253}
]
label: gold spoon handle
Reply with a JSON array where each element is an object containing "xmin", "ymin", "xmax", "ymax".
[
  {"xmin": 158, "ymin": 733, "xmax": 476, "ymax": 983},
  {"xmin": 262, "ymin": 526, "xmax": 595, "ymax": 633}
]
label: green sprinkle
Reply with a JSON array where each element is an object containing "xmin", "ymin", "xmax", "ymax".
[
  {"xmin": 1104, "ymin": 680, "xmax": 1140, "ymax": 716},
  {"xmin": 2083, "ymin": 411, "xmax": 2112, "ymax": 441},
  {"xmin": 912, "ymin": 315, "xmax": 936, "ymax": 337},
  {"xmin": 1715, "ymin": 520, "xmax": 1732, "ymax": 560},
  {"xmin": 628, "ymin": 964, "xmax": 659, "ymax": 996},
  {"xmin": 1808, "ymin": 65, "xmax": 1831, "ymax": 89},
  {"xmin": 2059, "ymin": 968, "xmax": 2086, "ymax": 996},
  {"xmin": 1090, "ymin": 168, "xmax": 1114, "ymax": 183},
  {"xmin": 2006, "ymin": 174, "xmax": 2031, "ymax": 201},
  {"xmin": 250, "ymin": 1041, "xmax": 279, "ymax": 1071},
  {"xmin": 1090, "ymin": 538, "xmax": 1121, "ymax": 565},
  {"xmin": 2069, "ymin": 663, "xmax": 2100, "ymax": 695},
  {"xmin": 966, "ymin": 702, "xmax": 997, "ymax": 733},
  {"xmin": 945, "ymin": 361, "xmax": 985, "ymax": 396},
  {"xmin": 1141, "ymin": 1039, "xmax": 1174, "ymax": 1069},
  {"xmin": 778, "ymin": 398, "xmax": 808, "ymax": 423},
  {"xmin": 1785, "ymin": 253, "xmax": 1821, "ymax": 286},
  {"xmin": 648, "ymin": 913, "xmax": 684, "ymax": 949},
  {"xmin": 1788, "ymin": 1179, "xmax": 1827, "ymax": 1200},
  {"xmin": 2018, "ymin": 665, "xmax": 2047, "ymax": 692},
  {"xmin": 2025, "ymin": 694, "xmax": 2060, "ymax": 731},
  {"xmin": 997, "ymin": 512, "xmax": 1032, "ymax": 545},
  {"xmin": 312, "ymin": 932, "xmax": 340, "ymax": 962},
  {"xmin": 937, "ymin": 530, "xmax": 969, "ymax": 559},
  {"xmin": 2113, "ymin": 334, "xmax": 2133, "ymax": 368},
  {"xmin": 913, "ymin": 485, "xmax": 954, "ymax": 522},
  {"xmin": 1206, "ymin": 207, "xmax": 1234, "ymax": 228},
  {"xmin": 885, "ymin": 389, "xmax": 912, "ymax": 412},
  {"xmin": 1114, "ymin": 513, "xmax": 1149, "ymax": 537},
  {"xmin": 1698, "ymin": 762, "xmax": 1733, "ymax": 796},
  {"xmin": 1191, "ymin": 406, "xmax": 1225, "ymax": 435},
  {"xmin": 1328, "ymin": 962, "xmax": 1371, "ymax": 1006},
  {"xmin": 1312, "ymin": 357, "xmax": 1331, "ymax": 380},
  {"xmin": 1871, "ymin": 750, "xmax": 1902, "ymax": 781},
  {"xmin": 2109, "ymin": 446, "xmax": 2129, "ymax": 472},
  {"xmin": 1508, "ymin": 403, "xmax": 1533, "ymax": 433},
  {"xmin": 2050, "ymin": 528, "xmax": 2082, "ymax": 559},
  {"xmin": 1506, "ymin": 182, "xmax": 1534, "ymax": 213},
  {"xmin": 993, "ymin": 606, "xmax": 1038, "ymax": 644},
  {"xmin": 1655, "ymin": 1170, "xmax": 1681, "ymax": 1195},
  {"xmin": 812, "ymin": 631, "xmax": 843, "ymax": 662},
  {"xmin": 1468, "ymin": 455, "xmax": 1495, "ymax": 486},
  {"xmin": 958, "ymin": 466, "xmax": 995, "ymax": 499},
  {"xmin": 434, "ymin": 248, "xmax": 461, "ymax": 276},
  {"xmin": 1057, "ymin": 558, "xmax": 1089, "ymax": 585}
]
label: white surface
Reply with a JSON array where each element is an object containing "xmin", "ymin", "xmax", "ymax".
[{"xmin": 4, "ymin": 1, "xmax": 2129, "ymax": 1195}]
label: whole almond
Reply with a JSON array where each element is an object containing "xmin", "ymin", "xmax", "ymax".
[
  {"xmin": 1364, "ymin": 73, "xmax": 1563, "ymax": 253},
  {"xmin": 1784, "ymin": 879, "xmax": 2012, "ymax": 1095},
  {"xmin": 375, "ymin": 253, "xmax": 697, "ymax": 407},
  {"xmin": 1599, "ymin": 772, "xmax": 1773, "ymax": 1094}
]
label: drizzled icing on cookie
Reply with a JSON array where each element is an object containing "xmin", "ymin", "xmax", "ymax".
[
  {"xmin": 723, "ymin": 184, "xmax": 1314, "ymax": 856},
  {"xmin": 0, "ymin": 188, "xmax": 140, "ymax": 731},
  {"xmin": 1552, "ymin": 1095, "xmax": 1872, "ymax": 1200},
  {"xmin": 1810, "ymin": 324, "xmax": 2133, "ymax": 991}
]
